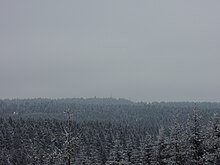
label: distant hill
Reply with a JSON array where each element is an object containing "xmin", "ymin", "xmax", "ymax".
[{"xmin": 56, "ymin": 97, "xmax": 134, "ymax": 105}]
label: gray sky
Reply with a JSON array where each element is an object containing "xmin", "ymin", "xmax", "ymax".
[{"xmin": 0, "ymin": 0, "xmax": 220, "ymax": 102}]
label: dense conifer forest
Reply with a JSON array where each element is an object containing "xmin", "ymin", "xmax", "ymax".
[{"xmin": 1, "ymin": 98, "xmax": 220, "ymax": 164}]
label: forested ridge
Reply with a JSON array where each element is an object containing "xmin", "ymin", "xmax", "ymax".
[{"xmin": 1, "ymin": 98, "xmax": 220, "ymax": 164}]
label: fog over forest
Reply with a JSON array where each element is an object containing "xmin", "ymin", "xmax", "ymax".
[{"xmin": 1, "ymin": 0, "xmax": 220, "ymax": 164}]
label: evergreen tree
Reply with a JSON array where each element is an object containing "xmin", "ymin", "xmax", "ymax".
[
  {"xmin": 186, "ymin": 106, "xmax": 204, "ymax": 165},
  {"xmin": 204, "ymin": 113, "xmax": 220, "ymax": 164},
  {"xmin": 142, "ymin": 134, "xmax": 155, "ymax": 165},
  {"xmin": 155, "ymin": 127, "xmax": 169, "ymax": 165},
  {"xmin": 169, "ymin": 114, "xmax": 185, "ymax": 165}
]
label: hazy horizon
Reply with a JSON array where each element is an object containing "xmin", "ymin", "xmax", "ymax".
[
  {"xmin": 1, "ymin": 1, "xmax": 220, "ymax": 102},
  {"xmin": 1, "ymin": 97, "xmax": 220, "ymax": 104}
]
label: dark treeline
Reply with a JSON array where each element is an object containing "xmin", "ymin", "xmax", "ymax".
[
  {"xmin": 1, "ymin": 98, "xmax": 220, "ymax": 127},
  {"xmin": 1, "ymin": 98, "xmax": 220, "ymax": 164}
]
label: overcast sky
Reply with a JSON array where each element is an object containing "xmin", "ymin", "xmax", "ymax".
[{"xmin": 0, "ymin": 0, "xmax": 220, "ymax": 102}]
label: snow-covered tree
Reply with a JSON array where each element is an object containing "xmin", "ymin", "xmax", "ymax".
[
  {"xmin": 186, "ymin": 106, "xmax": 205, "ymax": 165},
  {"xmin": 169, "ymin": 114, "xmax": 185, "ymax": 165}
]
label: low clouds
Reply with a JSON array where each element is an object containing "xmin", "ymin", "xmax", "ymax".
[{"xmin": 0, "ymin": 0, "xmax": 220, "ymax": 101}]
